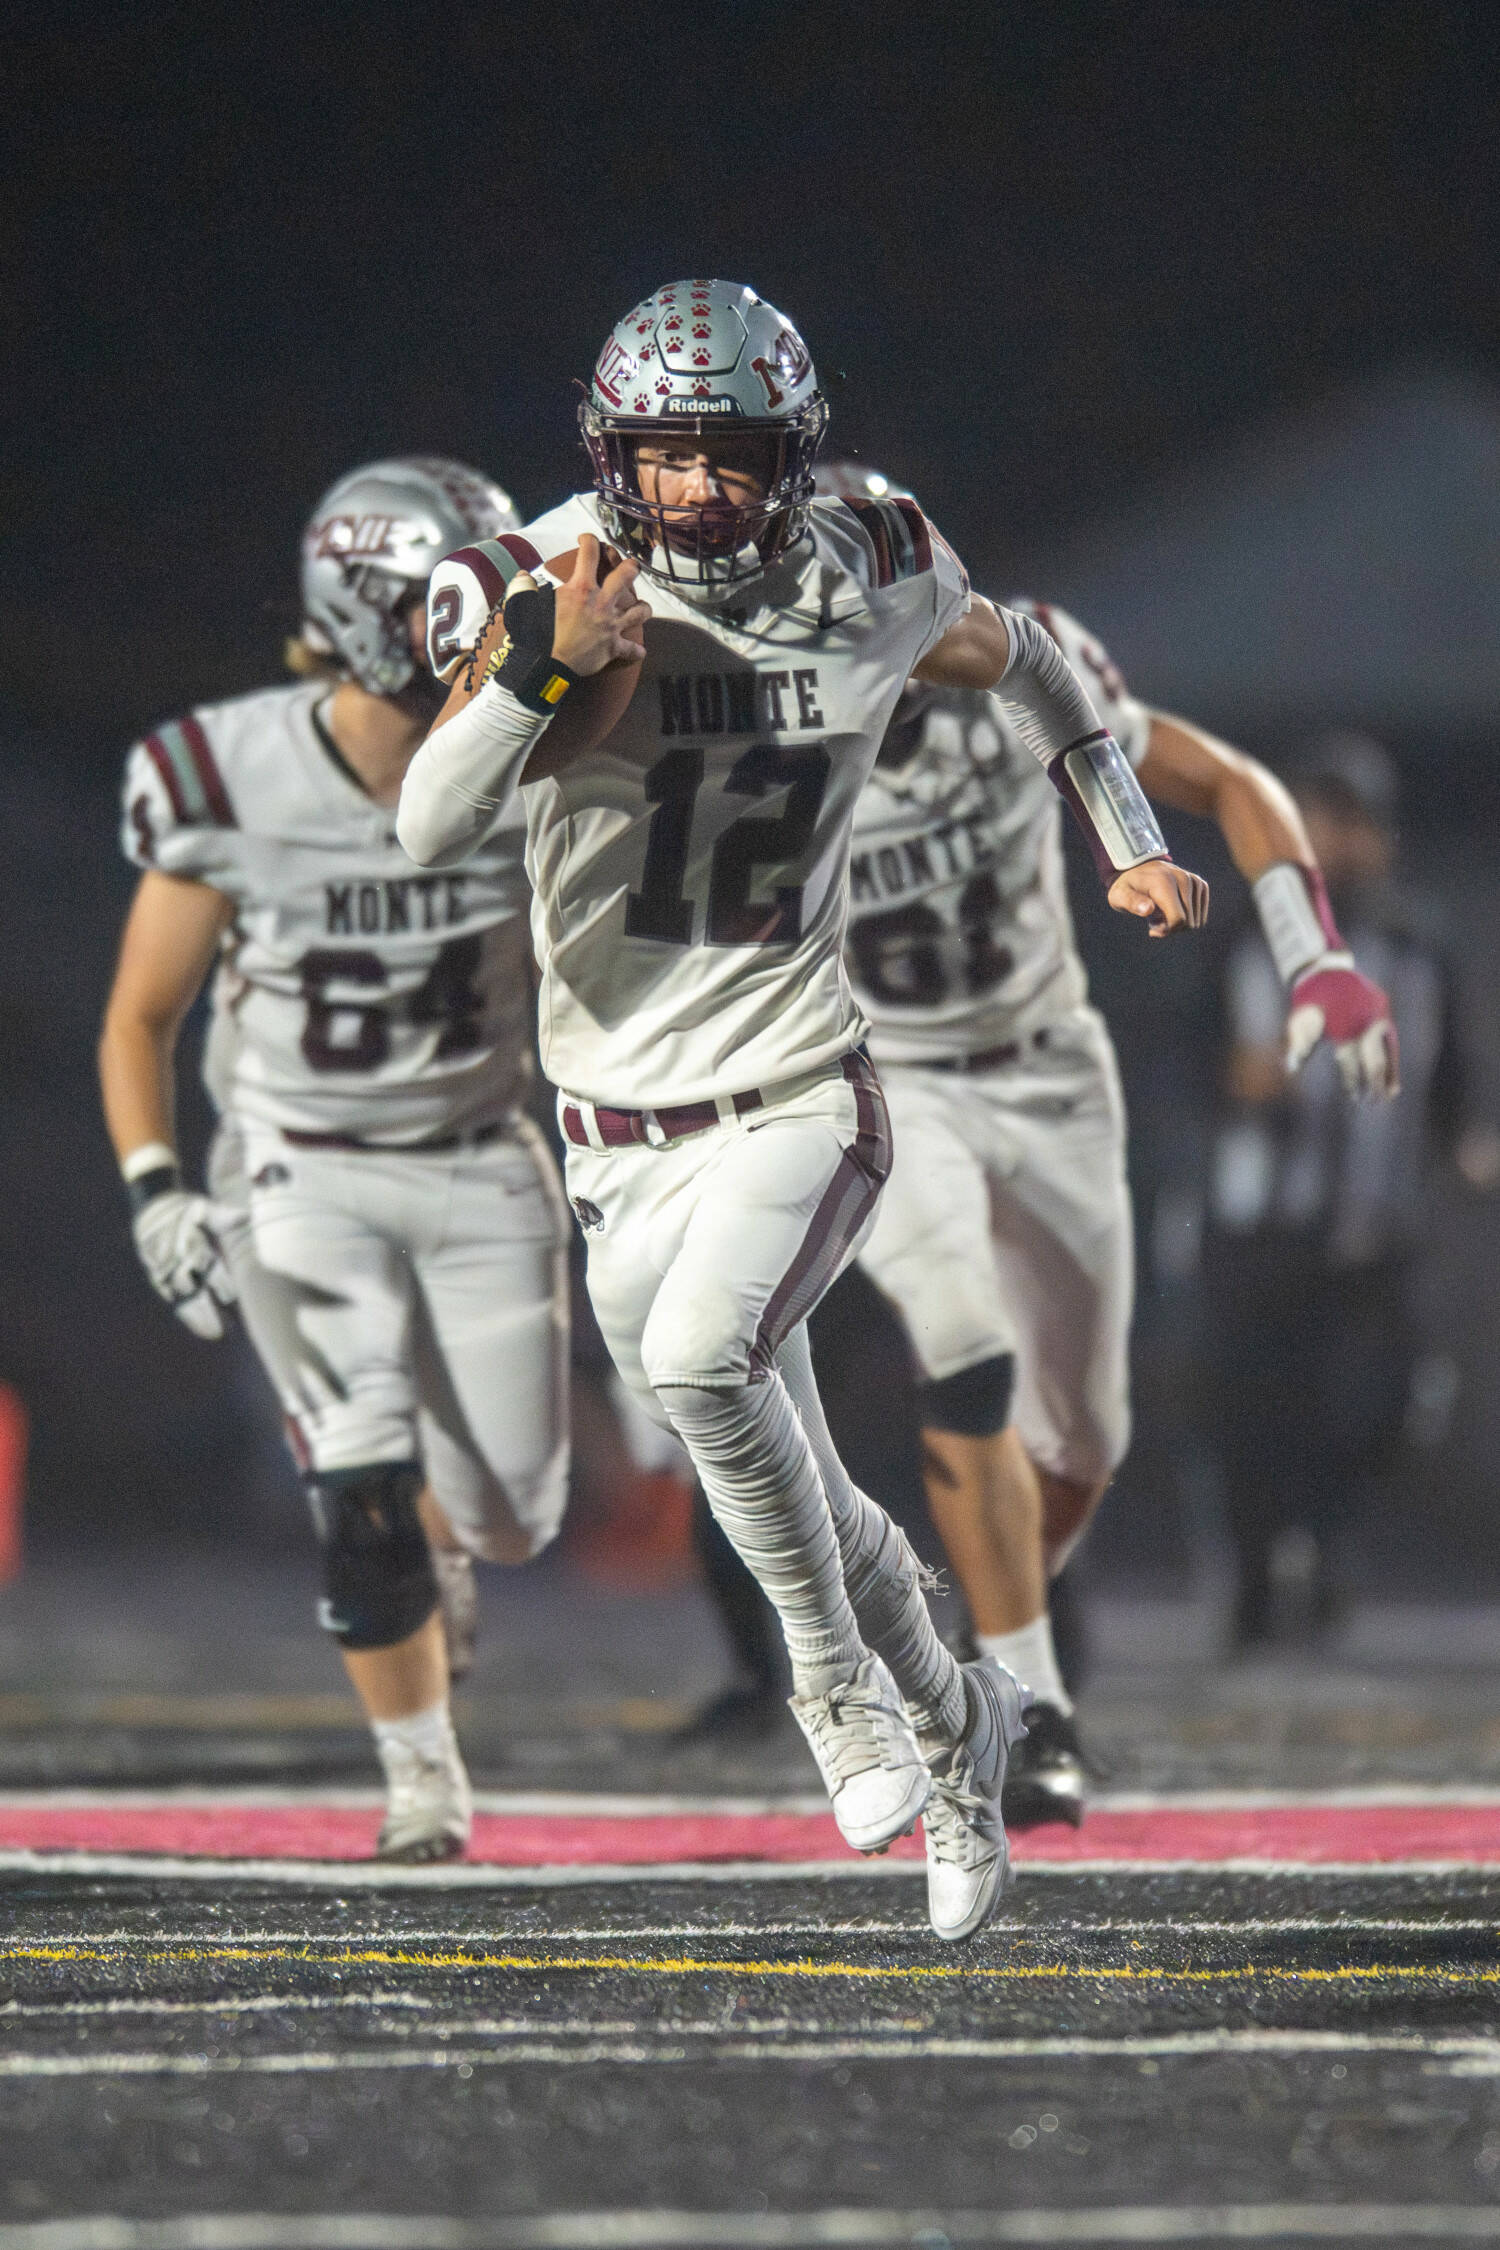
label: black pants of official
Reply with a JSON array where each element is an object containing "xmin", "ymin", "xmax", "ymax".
[{"xmin": 1204, "ymin": 1234, "xmax": 1414, "ymax": 1603}]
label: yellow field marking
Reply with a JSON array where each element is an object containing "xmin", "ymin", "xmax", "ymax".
[{"xmin": 4, "ymin": 1943, "xmax": 1500, "ymax": 1987}]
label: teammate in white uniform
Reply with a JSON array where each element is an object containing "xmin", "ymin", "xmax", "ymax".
[
  {"xmin": 99, "ymin": 459, "xmax": 570, "ymax": 1861},
  {"xmin": 823, "ymin": 461, "xmax": 1398, "ymax": 1826},
  {"xmin": 396, "ymin": 281, "xmax": 1210, "ymax": 1937}
]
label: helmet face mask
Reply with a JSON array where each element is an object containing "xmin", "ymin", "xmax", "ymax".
[
  {"xmin": 300, "ymin": 456, "xmax": 520, "ymax": 693},
  {"xmin": 581, "ymin": 280, "xmax": 827, "ymax": 600},
  {"xmin": 312, "ymin": 565, "xmax": 431, "ymax": 697},
  {"xmin": 582, "ymin": 412, "xmax": 827, "ymax": 593}
]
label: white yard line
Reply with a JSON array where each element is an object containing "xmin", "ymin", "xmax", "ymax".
[
  {"xmin": 1, "ymin": 2028, "xmax": 1499, "ymax": 2077},
  {"xmin": 2, "ymin": 1851, "xmax": 1498, "ymax": 1885},
  {"xmin": 1, "ymin": 1783, "xmax": 1498, "ymax": 1811},
  {"xmin": 15, "ymin": 1916, "xmax": 1496, "ymax": 1950},
  {"xmin": 4, "ymin": 2210, "xmax": 1500, "ymax": 2247},
  {"xmin": 0, "ymin": 1924, "xmax": 928, "ymax": 1945},
  {"xmin": 0, "ymin": 1853, "xmax": 889, "ymax": 1886},
  {"xmin": 0, "ymin": 1993, "xmax": 439, "ymax": 2018}
]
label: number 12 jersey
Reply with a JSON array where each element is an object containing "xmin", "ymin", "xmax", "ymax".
[
  {"xmin": 121, "ymin": 681, "xmax": 534, "ymax": 1143},
  {"xmin": 436, "ymin": 492, "xmax": 969, "ymax": 1109}
]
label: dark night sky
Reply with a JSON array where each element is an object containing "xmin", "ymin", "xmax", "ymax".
[{"xmin": 5, "ymin": 0, "xmax": 1498, "ymax": 752}]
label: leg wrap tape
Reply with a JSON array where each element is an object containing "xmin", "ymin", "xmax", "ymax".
[
  {"xmin": 775, "ymin": 1327, "xmax": 967, "ymax": 1751},
  {"xmin": 657, "ymin": 1379, "xmax": 862, "ymax": 1687},
  {"xmin": 306, "ymin": 1462, "xmax": 437, "ymax": 1651}
]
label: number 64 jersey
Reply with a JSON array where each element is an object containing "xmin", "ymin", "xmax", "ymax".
[{"xmin": 122, "ymin": 680, "xmax": 533, "ymax": 1143}]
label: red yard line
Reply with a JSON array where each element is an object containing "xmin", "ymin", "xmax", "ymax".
[{"xmin": 0, "ymin": 1802, "xmax": 1496, "ymax": 1866}]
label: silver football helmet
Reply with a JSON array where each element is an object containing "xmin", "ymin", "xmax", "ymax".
[
  {"xmin": 580, "ymin": 279, "xmax": 827, "ymax": 599},
  {"xmin": 300, "ymin": 457, "xmax": 520, "ymax": 693},
  {"xmin": 814, "ymin": 459, "xmax": 916, "ymax": 504}
]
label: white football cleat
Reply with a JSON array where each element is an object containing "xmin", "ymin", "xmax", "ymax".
[
  {"xmin": 431, "ymin": 1546, "xmax": 478, "ymax": 1683},
  {"xmin": 923, "ymin": 1658, "xmax": 1028, "ymax": 1943},
  {"xmin": 374, "ymin": 1721, "xmax": 473, "ymax": 1864},
  {"xmin": 790, "ymin": 1651, "xmax": 931, "ymax": 1855}
]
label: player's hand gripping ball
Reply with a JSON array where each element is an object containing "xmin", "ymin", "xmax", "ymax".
[{"xmin": 438, "ymin": 535, "xmax": 649, "ymax": 780}]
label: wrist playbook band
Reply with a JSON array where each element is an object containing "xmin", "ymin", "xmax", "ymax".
[
  {"xmin": 996, "ymin": 605, "xmax": 1167, "ymax": 883},
  {"xmin": 122, "ymin": 1141, "xmax": 181, "ymax": 1216},
  {"xmin": 1252, "ymin": 861, "xmax": 1346, "ymax": 984},
  {"xmin": 1047, "ymin": 729, "xmax": 1169, "ymax": 883}
]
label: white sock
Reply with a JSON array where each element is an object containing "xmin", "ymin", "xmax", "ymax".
[
  {"xmin": 371, "ymin": 1698, "xmax": 456, "ymax": 1773},
  {"xmin": 977, "ymin": 1616, "xmax": 1072, "ymax": 1716}
]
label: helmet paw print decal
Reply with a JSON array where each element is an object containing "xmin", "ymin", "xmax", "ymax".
[{"xmin": 581, "ymin": 279, "xmax": 827, "ymax": 586}]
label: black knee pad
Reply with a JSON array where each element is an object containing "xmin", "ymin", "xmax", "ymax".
[
  {"xmin": 916, "ymin": 1353, "xmax": 1016, "ymax": 1438},
  {"xmin": 305, "ymin": 1462, "xmax": 437, "ymax": 1650}
]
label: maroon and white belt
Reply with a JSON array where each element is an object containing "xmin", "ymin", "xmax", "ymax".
[
  {"xmin": 917, "ymin": 1029, "xmax": 1052, "ymax": 1076},
  {"xmin": 281, "ymin": 1119, "xmax": 508, "ymax": 1155},
  {"xmin": 561, "ymin": 1087, "xmax": 765, "ymax": 1150},
  {"xmin": 561, "ymin": 1050, "xmax": 871, "ymax": 1152}
]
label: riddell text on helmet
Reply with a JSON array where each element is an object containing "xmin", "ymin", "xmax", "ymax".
[{"xmin": 650, "ymin": 394, "xmax": 741, "ymax": 414}]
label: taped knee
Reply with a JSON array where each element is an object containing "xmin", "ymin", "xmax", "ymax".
[
  {"xmin": 305, "ymin": 1461, "xmax": 437, "ymax": 1650},
  {"xmin": 916, "ymin": 1352, "xmax": 1016, "ymax": 1438}
]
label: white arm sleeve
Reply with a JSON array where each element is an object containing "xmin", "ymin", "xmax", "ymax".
[
  {"xmin": 395, "ymin": 688, "xmax": 550, "ymax": 869},
  {"xmin": 1012, "ymin": 598, "xmax": 1152, "ymax": 769},
  {"xmin": 995, "ymin": 604, "xmax": 1112, "ymax": 767}
]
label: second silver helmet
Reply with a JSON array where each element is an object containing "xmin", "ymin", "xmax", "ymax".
[{"xmin": 300, "ymin": 456, "xmax": 520, "ymax": 693}]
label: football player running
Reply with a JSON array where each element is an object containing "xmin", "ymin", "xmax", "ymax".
[
  {"xmin": 822, "ymin": 459, "xmax": 1399, "ymax": 1829},
  {"xmin": 397, "ymin": 281, "xmax": 1208, "ymax": 1939},
  {"xmin": 99, "ymin": 458, "xmax": 570, "ymax": 1862}
]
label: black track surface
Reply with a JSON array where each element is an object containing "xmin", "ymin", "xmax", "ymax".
[{"xmin": 2, "ymin": 1866, "xmax": 1500, "ymax": 2246}]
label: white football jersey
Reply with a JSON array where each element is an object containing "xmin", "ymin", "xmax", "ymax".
[
  {"xmin": 429, "ymin": 492, "xmax": 969, "ymax": 1107},
  {"xmin": 846, "ymin": 602, "xmax": 1152, "ymax": 1063},
  {"xmin": 121, "ymin": 680, "xmax": 534, "ymax": 1143}
]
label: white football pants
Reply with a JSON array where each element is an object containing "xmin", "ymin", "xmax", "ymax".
[
  {"xmin": 209, "ymin": 1117, "xmax": 570, "ymax": 1563},
  {"xmin": 565, "ymin": 1052, "xmax": 966, "ymax": 1739},
  {"xmin": 859, "ymin": 1006, "xmax": 1134, "ymax": 1488}
]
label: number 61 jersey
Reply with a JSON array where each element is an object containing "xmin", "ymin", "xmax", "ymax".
[
  {"xmin": 433, "ymin": 491, "xmax": 969, "ymax": 1109},
  {"xmin": 122, "ymin": 679, "xmax": 533, "ymax": 1143},
  {"xmin": 845, "ymin": 601, "xmax": 1152, "ymax": 1064}
]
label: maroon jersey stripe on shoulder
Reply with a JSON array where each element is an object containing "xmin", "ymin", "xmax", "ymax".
[
  {"xmin": 141, "ymin": 733, "xmax": 190, "ymax": 824},
  {"xmin": 447, "ymin": 537, "xmax": 543, "ymax": 609},
  {"xmin": 891, "ymin": 496, "xmax": 933, "ymax": 576},
  {"xmin": 444, "ymin": 544, "xmax": 506, "ymax": 607},
  {"xmin": 178, "ymin": 714, "xmax": 236, "ymax": 828},
  {"xmin": 839, "ymin": 496, "xmax": 896, "ymax": 587},
  {"xmin": 495, "ymin": 533, "xmax": 543, "ymax": 575}
]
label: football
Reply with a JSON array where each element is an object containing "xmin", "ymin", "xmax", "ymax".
[
  {"xmin": 522, "ymin": 544, "xmax": 645, "ymax": 780},
  {"xmin": 431, "ymin": 544, "xmax": 644, "ymax": 783}
]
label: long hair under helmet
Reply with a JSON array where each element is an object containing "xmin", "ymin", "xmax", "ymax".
[
  {"xmin": 580, "ymin": 280, "xmax": 827, "ymax": 601},
  {"xmin": 299, "ymin": 456, "xmax": 520, "ymax": 694}
]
